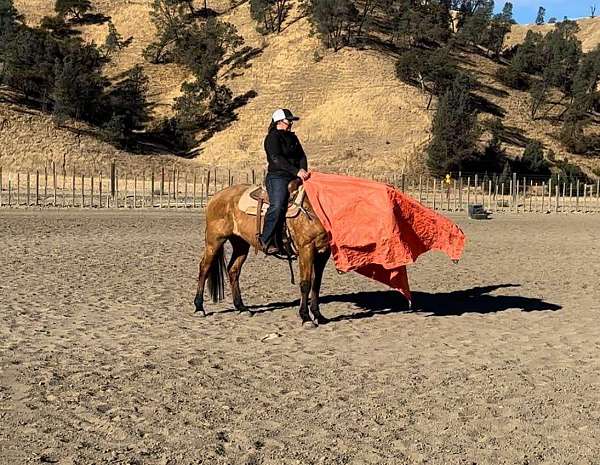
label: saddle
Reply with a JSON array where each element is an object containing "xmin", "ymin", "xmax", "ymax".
[
  {"xmin": 238, "ymin": 179, "xmax": 308, "ymax": 272},
  {"xmin": 237, "ymin": 179, "xmax": 305, "ymax": 218}
]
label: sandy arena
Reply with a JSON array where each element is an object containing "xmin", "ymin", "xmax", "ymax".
[{"xmin": 1, "ymin": 210, "xmax": 599, "ymax": 465}]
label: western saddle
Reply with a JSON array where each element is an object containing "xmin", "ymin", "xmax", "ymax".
[{"xmin": 237, "ymin": 179, "xmax": 307, "ymax": 266}]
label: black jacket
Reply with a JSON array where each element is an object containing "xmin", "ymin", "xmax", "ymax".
[{"xmin": 264, "ymin": 128, "xmax": 307, "ymax": 178}]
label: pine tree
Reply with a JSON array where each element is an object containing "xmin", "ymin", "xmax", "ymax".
[
  {"xmin": 535, "ymin": 6, "xmax": 545, "ymax": 25},
  {"xmin": 55, "ymin": 0, "xmax": 92, "ymax": 20},
  {"xmin": 519, "ymin": 141, "xmax": 549, "ymax": 174},
  {"xmin": 104, "ymin": 21, "xmax": 124, "ymax": 55},
  {"xmin": 250, "ymin": 0, "xmax": 289, "ymax": 34},
  {"xmin": 0, "ymin": 0, "xmax": 21, "ymax": 33},
  {"xmin": 426, "ymin": 75, "xmax": 479, "ymax": 177},
  {"xmin": 306, "ymin": 0, "xmax": 359, "ymax": 51}
]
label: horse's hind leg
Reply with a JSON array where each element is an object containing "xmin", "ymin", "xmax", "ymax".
[
  {"xmin": 194, "ymin": 232, "xmax": 227, "ymax": 316},
  {"xmin": 310, "ymin": 250, "xmax": 330, "ymax": 325},
  {"xmin": 227, "ymin": 236, "xmax": 251, "ymax": 314}
]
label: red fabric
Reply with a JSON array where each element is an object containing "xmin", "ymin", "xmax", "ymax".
[{"xmin": 303, "ymin": 172, "xmax": 466, "ymax": 302}]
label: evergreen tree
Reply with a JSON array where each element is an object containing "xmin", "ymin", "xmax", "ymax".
[
  {"xmin": 52, "ymin": 48, "xmax": 105, "ymax": 122},
  {"xmin": 396, "ymin": 47, "xmax": 462, "ymax": 108},
  {"xmin": 0, "ymin": 0, "xmax": 21, "ymax": 33},
  {"xmin": 104, "ymin": 21, "xmax": 132, "ymax": 56},
  {"xmin": 55, "ymin": 0, "xmax": 92, "ymax": 20},
  {"xmin": 560, "ymin": 45, "xmax": 600, "ymax": 152},
  {"xmin": 101, "ymin": 65, "xmax": 150, "ymax": 145},
  {"xmin": 143, "ymin": 0, "xmax": 189, "ymax": 63},
  {"xmin": 501, "ymin": 2, "xmax": 514, "ymax": 23},
  {"xmin": 40, "ymin": 15, "xmax": 74, "ymax": 38},
  {"xmin": 305, "ymin": 0, "xmax": 359, "ymax": 51},
  {"xmin": 519, "ymin": 141, "xmax": 549, "ymax": 174},
  {"xmin": 457, "ymin": 0, "xmax": 494, "ymax": 47},
  {"xmin": 535, "ymin": 6, "xmax": 545, "ymax": 25},
  {"xmin": 479, "ymin": 118, "xmax": 506, "ymax": 173},
  {"xmin": 250, "ymin": 0, "xmax": 289, "ymax": 34},
  {"xmin": 427, "ymin": 75, "xmax": 479, "ymax": 177}
]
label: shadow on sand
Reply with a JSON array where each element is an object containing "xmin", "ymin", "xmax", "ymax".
[{"xmin": 238, "ymin": 284, "xmax": 561, "ymax": 322}]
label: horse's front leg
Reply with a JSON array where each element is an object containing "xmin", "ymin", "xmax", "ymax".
[
  {"xmin": 310, "ymin": 250, "xmax": 330, "ymax": 324},
  {"xmin": 298, "ymin": 246, "xmax": 317, "ymax": 326}
]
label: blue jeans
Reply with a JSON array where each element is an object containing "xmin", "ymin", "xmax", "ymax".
[{"xmin": 260, "ymin": 174, "xmax": 291, "ymax": 247}]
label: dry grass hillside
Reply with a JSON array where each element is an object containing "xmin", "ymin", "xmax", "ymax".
[
  {"xmin": 507, "ymin": 17, "xmax": 600, "ymax": 53},
  {"xmin": 2, "ymin": 2, "xmax": 599, "ymax": 175}
]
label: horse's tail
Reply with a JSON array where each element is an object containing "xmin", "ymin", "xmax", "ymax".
[{"xmin": 207, "ymin": 244, "xmax": 226, "ymax": 303}]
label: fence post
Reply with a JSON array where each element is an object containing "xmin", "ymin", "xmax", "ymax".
[
  {"xmin": 453, "ymin": 179, "xmax": 457, "ymax": 211},
  {"xmin": 530, "ymin": 180, "xmax": 534, "ymax": 212},
  {"xmin": 17, "ymin": 172, "xmax": 20, "ymax": 207},
  {"xmin": 44, "ymin": 165, "xmax": 47, "ymax": 204},
  {"xmin": 99, "ymin": 172, "xmax": 103, "ymax": 208},
  {"xmin": 0, "ymin": 166, "xmax": 2, "ymax": 207},
  {"xmin": 160, "ymin": 168, "xmax": 164, "ymax": 208},
  {"xmin": 555, "ymin": 184, "xmax": 559, "ymax": 213},
  {"xmin": 466, "ymin": 177, "xmax": 471, "ymax": 209},
  {"xmin": 91, "ymin": 174, "xmax": 95, "ymax": 208},
  {"xmin": 175, "ymin": 170, "xmax": 179, "ymax": 208},
  {"xmin": 52, "ymin": 161, "xmax": 57, "ymax": 207},
  {"xmin": 81, "ymin": 174, "xmax": 85, "ymax": 208},
  {"xmin": 110, "ymin": 161, "xmax": 116, "ymax": 206},
  {"xmin": 193, "ymin": 171, "xmax": 197, "ymax": 208},
  {"xmin": 151, "ymin": 171, "xmax": 156, "ymax": 208},
  {"xmin": 576, "ymin": 179, "xmax": 580, "ymax": 211},
  {"xmin": 184, "ymin": 172, "xmax": 188, "ymax": 208},
  {"xmin": 134, "ymin": 175, "xmax": 137, "ymax": 209},
  {"xmin": 8, "ymin": 178, "xmax": 12, "ymax": 207},
  {"xmin": 26, "ymin": 172, "xmax": 30, "ymax": 207},
  {"xmin": 123, "ymin": 172, "xmax": 128, "ymax": 209},
  {"xmin": 62, "ymin": 167, "xmax": 66, "ymax": 207},
  {"xmin": 36, "ymin": 171, "xmax": 41, "ymax": 206},
  {"xmin": 206, "ymin": 169, "xmax": 211, "ymax": 201}
]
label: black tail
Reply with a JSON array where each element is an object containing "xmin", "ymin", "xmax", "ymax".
[{"xmin": 207, "ymin": 245, "xmax": 226, "ymax": 303}]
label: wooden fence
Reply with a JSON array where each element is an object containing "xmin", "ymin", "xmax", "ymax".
[{"xmin": 1, "ymin": 164, "xmax": 599, "ymax": 213}]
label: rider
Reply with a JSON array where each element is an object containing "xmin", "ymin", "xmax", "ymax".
[{"xmin": 259, "ymin": 108, "xmax": 310, "ymax": 255}]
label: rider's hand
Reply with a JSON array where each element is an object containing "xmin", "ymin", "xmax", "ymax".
[{"xmin": 297, "ymin": 169, "xmax": 310, "ymax": 181}]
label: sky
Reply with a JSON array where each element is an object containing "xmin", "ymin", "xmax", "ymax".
[{"xmin": 494, "ymin": 0, "xmax": 596, "ymax": 24}]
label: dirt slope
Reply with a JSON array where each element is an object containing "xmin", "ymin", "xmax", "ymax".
[{"xmin": 3, "ymin": 2, "xmax": 599, "ymax": 175}]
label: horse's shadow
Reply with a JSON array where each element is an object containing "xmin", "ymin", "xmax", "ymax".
[{"xmin": 242, "ymin": 284, "xmax": 561, "ymax": 322}]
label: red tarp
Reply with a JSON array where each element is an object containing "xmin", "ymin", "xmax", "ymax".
[{"xmin": 303, "ymin": 172, "xmax": 466, "ymax": 303}]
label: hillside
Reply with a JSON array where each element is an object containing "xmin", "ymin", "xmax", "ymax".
[
  {"xmin": 2, "ymin": 2, "xmax": 599, "ymax": 176},
  {"xmin": 507, "ymin": 17, "xmax": 600, "ymax": 53}
]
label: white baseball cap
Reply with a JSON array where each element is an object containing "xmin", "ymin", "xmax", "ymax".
[{"xmin": 272, "ymin": 108, "xmax": 300, "ymax": 122}]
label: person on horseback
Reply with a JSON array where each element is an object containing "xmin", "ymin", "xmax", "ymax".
[{"xmin": 259, "ymin": 108, "xmax": 310, "ymax": 255}]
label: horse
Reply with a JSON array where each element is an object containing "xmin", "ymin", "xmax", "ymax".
[{"xmin": 193, "ymin": 183, "xmax": 331, "ymax": 326}]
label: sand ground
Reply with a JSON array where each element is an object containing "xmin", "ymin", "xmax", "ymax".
[{"xmin": 1, "ymin": 210, "xmax": 599, "ymax": 465}]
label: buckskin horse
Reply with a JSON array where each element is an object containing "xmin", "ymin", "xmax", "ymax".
[{"xmin": 193, "ymin": 181, "xmax": 330, "ymax": 326}]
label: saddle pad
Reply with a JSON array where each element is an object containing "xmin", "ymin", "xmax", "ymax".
[{"xmin": 238, "ymin": 185, "xmax": 302, "ymax": 218}]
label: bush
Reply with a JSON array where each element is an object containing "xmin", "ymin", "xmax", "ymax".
[
  {"xmin": 305, "ymin": 0, "xmax": 359, "ymax": 51},
  {"xmin": 496, "ymin": 63, "xmax": 529, "ymax": 90},
  {"xmin": 517, "ymin": 141, "xmax": 550, "ymax": 175},
  {"xmin": 427, "ymin": 75, "xmax": 480, "ymax": 177}
]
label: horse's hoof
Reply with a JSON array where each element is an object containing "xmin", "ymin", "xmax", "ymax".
[
  {"xmin": 301, "ymin": 317, "xmax": 318, "ymax": 328},
  {"xmin": 315, "ymin": 315, "xmax": 329, "ymax": 325},
  {"xmin": 194, "ymin": 307, "xmax": 206, "ymax": 316}
]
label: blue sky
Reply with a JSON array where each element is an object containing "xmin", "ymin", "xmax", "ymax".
[{"xmin": 494, "ymin": 0, "xmax": 595, "ymax": 24}]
